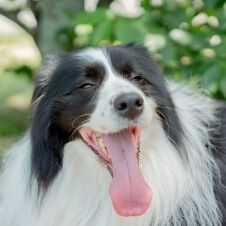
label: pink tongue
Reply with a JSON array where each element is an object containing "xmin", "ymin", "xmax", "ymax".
[{"xmin": 101, "ymin": 129, "xmax": 152, "ymax": 216}]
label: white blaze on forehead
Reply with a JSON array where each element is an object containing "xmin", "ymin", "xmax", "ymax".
[{"xmin": 76, "ymin": 47, "xmax": 112, "ymax": 76}]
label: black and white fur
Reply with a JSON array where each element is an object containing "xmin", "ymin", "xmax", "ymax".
[{"xmin": 1, "ymin": 44, "xmax": 226, "ymax": 226}]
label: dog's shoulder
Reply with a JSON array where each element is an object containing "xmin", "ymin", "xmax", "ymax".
[
  {"xmin": 211, "ymin": 101, "xmax": 226, "ymax": 223},
  {"xmin": 211, "ymin": 101, "xmax": 226, "ymax": 160}
]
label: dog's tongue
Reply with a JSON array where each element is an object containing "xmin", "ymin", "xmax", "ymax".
[{"xmin": 101, "ymin": 129, "xmax": 152, "ymax": 216}]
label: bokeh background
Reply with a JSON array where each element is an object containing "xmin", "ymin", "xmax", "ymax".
[{"xmin": 0, "ymin": 0, "xmax": 226, "ymax": 161}]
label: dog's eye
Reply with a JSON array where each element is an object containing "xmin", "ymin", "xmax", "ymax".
[
  {"xmin": 131, "ymin": 76, "xmax": 142, "ymax": 82},
  {"xmin": 79, "ymin": 83, "xmax": 93, "ymax": 89},
  {"xmin": 131, "ymin": 76, "xmax": 148, "ymax": 86}
]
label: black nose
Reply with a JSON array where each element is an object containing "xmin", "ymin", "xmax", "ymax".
[{"xmin": 114, "ymin": 93, "xmax": 144, "ymax": 120}]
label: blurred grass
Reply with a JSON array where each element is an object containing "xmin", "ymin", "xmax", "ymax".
[
  {"xmin": 0, "ymin": 23, "xmax": 40, "ymax": 162},
  {"xmin": 0, "ymin": 70, "xmax": 34, "ymax": 159}
]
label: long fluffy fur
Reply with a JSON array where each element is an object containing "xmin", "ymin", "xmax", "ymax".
[{"xmin": 1, "ymin": 44, "xmax": 225, "ymax": 226}]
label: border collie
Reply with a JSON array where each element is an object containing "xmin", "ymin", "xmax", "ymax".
[{"xmin": 1, "ymin": 44, "xmax": 226, "ymax": 226}]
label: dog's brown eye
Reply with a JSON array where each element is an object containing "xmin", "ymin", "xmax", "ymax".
[
  {"xmin": 80, "ymin": 83, "xmax": 93, "ymax": 89},
  {"xmin": 132, "ymin": 76, "xmax": 142, "ymax": 82},
  {"xmin": 131, "ymin": 76, "xmax": 148, "ymax": 86}
]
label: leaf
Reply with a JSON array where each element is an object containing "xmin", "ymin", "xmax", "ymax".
[
  {"xmin": 204, "ymin": 0, "xmax": 217, "ymax": 9},
  {"xmin": 194, "ymin": 58, "xmax": 214, "ymax": 75},
  {"xmin": 163, "ymin": 11, "xmax": 188, "ymax": 28},
  {"xmin": 201, "ymin": 64, "xmax": 222, "ymax": 94},
  {"xmin": 140, "ymin": 0, "xmax": 150, "ymax": 10},
  {"xmin": 91, "ymin": 19, "xmax": 114, "ymax": 46},
  {"xmin": 217, "ymin": 8, "xmax": 226, "ymax": 32},
  {"xmin": 114, "ymin": 19, "xmax": 146, "ymax": 44},
  {"xmin": 73, "ymin": 8, "xmax": 107, "ymax": 25},
  {"xmin": 214, "ymin": 42, "xmax": 226, "ymax": 59},
  {"xmin": 159, "ymin": 40, "xmax": 177, "ymax": 68},
  {"xmin": 190, "ymin": 32, "xmax": 209, "ymax": 51},
  {"xmin": 62, "ymin": 9, "xmax": 75, "ymax": 20},
  {"xmin": 220, "ymin": 74, "xmax": 226, "ymax": 99}
]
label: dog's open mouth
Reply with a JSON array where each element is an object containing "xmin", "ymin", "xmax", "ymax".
[{"xmin": 79, "ymin": 126, "xmax": 153, "ymax": 217}]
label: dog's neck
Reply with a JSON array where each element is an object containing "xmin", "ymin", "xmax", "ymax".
[
  {"xmin": 31, "ymin": 84, "xmax": 222, "ymax": 225},
  {"xmin": 35, "ymin": 111, "xmax": 221, "ymax": 226}
]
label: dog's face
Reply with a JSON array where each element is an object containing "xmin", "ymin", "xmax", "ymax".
[
  {"xmin": 31, "ymin": 44, "xmax": 183, "ymax": 217},
  {"xmin": 81, "ymin": 48, "xmax": 154, "ymax": 133}
]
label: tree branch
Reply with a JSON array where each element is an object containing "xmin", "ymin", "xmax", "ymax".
[
  {"xmin": 27, "ymin": 0, "xmax": 43, "ymax": 43},
  {"xmin": 0, "ymin": 7, "xmax": 35, "ymax": 38}
]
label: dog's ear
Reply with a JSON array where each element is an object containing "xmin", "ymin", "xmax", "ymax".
[
  {"xmin": 32, "ymin": 54, "xmax": 64, "ymax": 102},
  {"xmin": 30, "ymin": 55, "xmax": 67, "ymax": 189},
  {"xmin": 124, "ymin": 43, "xmax": 152, "ymax": 59},
  {"xmin": 31, "ymin": 100, "xmax": 67, "ymax": 189}
]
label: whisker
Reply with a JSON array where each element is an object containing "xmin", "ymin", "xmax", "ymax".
[
  {"xmin": 69, "ymin": 119, "xmax": 90, "ymax": 141},
  {"xmin": 155, "ymin": 105, "xmax": 177, "ymax": 111},
  {"xmin": 72, "ymin": 114, "xmax": 92, "ymax": 128},
  {"xmin": 155, "ymin": 109, "xmax": 170, "ymax": 134}
]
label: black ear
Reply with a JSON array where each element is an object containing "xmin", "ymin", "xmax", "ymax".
[
  {"xmin": 123, "ymin": 43, "xmax": 153, "ymax": 59},
  {"xmin": 31, "ymin": 99, "xmax": 66, "ymax": 189},
  {"xmin": 32, "ymin": 55, "xmax": 63, "ymax": 102},
  {"xmin": 30, "ymin": 55, "xmax": 67, "ymax": 189}
]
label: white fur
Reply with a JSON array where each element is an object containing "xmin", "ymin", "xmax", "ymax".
[{"xmin": 0, "ymin": 49, "xmax": 221, "ymax": 226}]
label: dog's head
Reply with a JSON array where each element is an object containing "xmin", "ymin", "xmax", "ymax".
[{"xmin": 31, "ymin": 44, "xmax": 183, "ymax": 216}]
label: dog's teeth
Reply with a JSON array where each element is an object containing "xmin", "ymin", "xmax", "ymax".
[
  {"xmin": 102, "ymin": 148, "xmax": 107, "ymax": 154},
  {"xmin": 96, "ymin": 133, "xmax": 110, "ymax": 157}
]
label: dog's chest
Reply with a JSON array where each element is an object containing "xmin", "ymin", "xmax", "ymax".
[
  {"xmin": 36, "ymin": 143, "xmax": 151, "ymax": 226},
  {"xmin": 38, "ymin": 176, "xmax": 149, "ymax": 226}
]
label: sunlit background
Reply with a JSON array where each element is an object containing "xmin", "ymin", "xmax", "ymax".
[{"xmin": 0, "ymin": 0, "xmax": 226, "ymax": 161}]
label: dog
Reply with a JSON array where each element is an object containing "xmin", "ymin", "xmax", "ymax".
[{"xmin": 1, "ymin": 44, "xmax": 225, "ymax": 226}]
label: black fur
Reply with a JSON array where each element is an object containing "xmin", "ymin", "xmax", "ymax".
[
  {"xmin": 31, "ymin": 53, "xmax": 106, "ymax": 188},
  {"xmin": 211, "ymin": 103, "xmax": 226, "ymax": 224}
]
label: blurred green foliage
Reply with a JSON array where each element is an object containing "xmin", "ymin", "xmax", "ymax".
[
  {"xmin": 57, "ymin": 0, "xmax": 226, "ymax": 100},
  {"xmin": 0, "ymin": 71, "xmax": 33, "ymax": 137},
  {"xmin": 0, "ymin": 30, "xmax": 38, "ymax": 151},
  {"xmin": 1, "ymin": 0, "xmax": 226, "ymax": 152},
  {"xmin": 0, "ymin": 69, "xmax": 33, "ymax": 154}
]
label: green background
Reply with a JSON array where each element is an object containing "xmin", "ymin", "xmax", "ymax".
[{"xmin": 0, "ymin": 0, "xmax": 225, "ymax": 160}]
